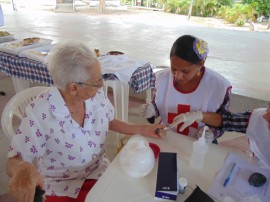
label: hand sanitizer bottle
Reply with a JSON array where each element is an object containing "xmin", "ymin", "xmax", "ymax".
[{"xmin": 189, "ymin": 126, "xmax": 209, "ymax": 169}]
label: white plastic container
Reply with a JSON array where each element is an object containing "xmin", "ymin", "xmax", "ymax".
[
  {"xmin": 119, "ymin": 135, "xmax": 155, "ymax": 178},
  {"xmin": 189, "ymin": 126, "xmax": 209, "ymax": 169}
]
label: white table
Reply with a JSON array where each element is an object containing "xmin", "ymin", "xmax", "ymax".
[{"xmin": 85, "ymin": 131, "xmax": 254, "ymax": 202}]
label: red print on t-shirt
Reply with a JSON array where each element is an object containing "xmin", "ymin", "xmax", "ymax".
[{"xmin": 168, "ymin": 104, "xmax": 198, "ymax": 136}]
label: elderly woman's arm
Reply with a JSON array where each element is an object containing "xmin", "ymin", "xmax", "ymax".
[
  {"xmin": 109, "ymin": 119, "xmax": 165, "ymax": 138},
  {"xmin": 6, "ymin": 157, "xmax": 44, "ymax": 202}
]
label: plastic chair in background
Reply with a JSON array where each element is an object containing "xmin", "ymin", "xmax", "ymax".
[
  {"xmin": 146, "ymin": 66, "xmax": 166, "ymax": 103},
  {"xmin": 103, "ymin": 79, "xmax": 129, "ymax": 148},
  {"xmin": 102, "ymin": 50, "xmax": 129, "ymax": 122},
  {"xmin": 103, "ymin": 79, "xmax": 129, "ymax": 121},
  {"xmin": 1, "ymin": 86, "xmax": 49, "ymax": 141},
  {"xmin": 102, "ymin": 49, "xmax": 130, "ymax": 149}
]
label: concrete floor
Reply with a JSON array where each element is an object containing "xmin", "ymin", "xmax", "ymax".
[
  {"xmin": 0, "ymin": 2, "xmax": 269, "ymax": 196},
  {"xmin": 0, "ymin": 3, "xmax": 269, "ymax": 101}
]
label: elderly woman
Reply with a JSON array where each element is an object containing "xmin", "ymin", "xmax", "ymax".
[
  {"xmin": 6, "ymin": 41, "xmax": 164, "ymax": 202},
  {"xmin": 141, "ymin": 35, "xmax": 232, "ymax": 143}
]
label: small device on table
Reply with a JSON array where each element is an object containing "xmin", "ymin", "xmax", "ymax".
[{"xmin": 248, "ymin": 172, "xmax": 267, "ymax": 187}]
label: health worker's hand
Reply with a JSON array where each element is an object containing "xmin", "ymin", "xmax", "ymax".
[
  {"xmin": 139, "ymin": 103, "xmax": 156, "ymax": 119},
  {"xmin": 170, "ymin": 111, "xmax": 203, "ymax": 131}
]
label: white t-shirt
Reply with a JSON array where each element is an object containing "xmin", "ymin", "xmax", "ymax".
[
  {"xmin": 8, "ymin": 86, "xmax": 114, "ymax": 198},
  {"xmin": 155, "ymin": 68, "xmax": 231, "ymax": 137}
]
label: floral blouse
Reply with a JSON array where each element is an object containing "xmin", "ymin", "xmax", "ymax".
[{"xmin": 8, "ymin": 86, "xmax": 114, "ymax": 198}]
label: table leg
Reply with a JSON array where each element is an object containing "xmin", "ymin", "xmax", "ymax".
[
  {"xmin": 120, "ymin": 82, "xmax": 129, "ymax": 122},
  {"xmin": 11, "ymin": 77, "xmax": 30, "ymax": 93},
  {"xmin": 146, "ymin": 88, "xmax": 153, "ymax": 103}
]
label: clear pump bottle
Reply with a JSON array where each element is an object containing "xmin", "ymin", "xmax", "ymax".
[{"xmin": 189, "ymin": 126, "xmax": 209, "ymax": 169}]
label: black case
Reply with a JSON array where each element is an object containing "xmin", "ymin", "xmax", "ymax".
[
  {"xmin": 184, "ymin": 186, "xmax": 214, "ymax": 202},
  {"xmin": 155, "ymin": 152, "xmax": 178, "ymax": 200}
]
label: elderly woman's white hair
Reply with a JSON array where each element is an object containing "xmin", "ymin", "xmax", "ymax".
[{"xmin": 47, "ymin": 41, "xmax": 98, "ymax": 90}]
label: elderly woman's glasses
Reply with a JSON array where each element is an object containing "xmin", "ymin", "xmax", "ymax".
[{"xmin": 76, "ymin": 75, "xmax": 104, "ymax": 88}]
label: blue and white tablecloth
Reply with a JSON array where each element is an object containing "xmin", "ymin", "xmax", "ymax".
[{"xmin": 0, "ymin": 52, "xmax": 155, "ymax": 93}]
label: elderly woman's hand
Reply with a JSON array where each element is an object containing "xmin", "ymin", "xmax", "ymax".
[
  {"xmin": 140, "ymin": 124, "xmax": 166, "ymax": 138},
  {"xmin": 8, "ymin": 161, "xmax": 44, "ymax": 202}
]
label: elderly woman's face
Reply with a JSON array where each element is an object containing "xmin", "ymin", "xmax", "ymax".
[
  {"xmin": 76, "ymin": 62, "xmax": 103, "ymax": 100},
  {"xmin": 170, "ymin": 55, "xmax": 202, "ymax": 85},
  {"xmin": 263, "ymin": 106, "xmax": 270, "ymax": 130}
]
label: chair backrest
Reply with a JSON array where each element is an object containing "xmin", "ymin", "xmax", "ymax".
[{"xmin": 1, "ymin": 86, "xmax": 49, "ymax": 141}]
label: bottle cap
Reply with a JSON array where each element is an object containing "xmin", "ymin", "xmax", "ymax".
[
  {"xmin": 198, "ymin": 126, "xmax": 208, "ymax": 145},
  {"xmin": 178, "ymin": 177, "xmax": 188, "ymax": 187},
  {"xmin": 178, "ymin": 177, "xmax": 188, "ymax": 194}
]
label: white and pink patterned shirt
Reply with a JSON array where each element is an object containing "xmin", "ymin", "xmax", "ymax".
[{"xmin": 7, "ymin": 86, "xmax": 114, "ymax": 198}]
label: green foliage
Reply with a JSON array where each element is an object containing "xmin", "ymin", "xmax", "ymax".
[
  {"xmin": 120, "ymin": 0, "xmax": 133, "ymax": 5},
  {"xmin": 163, "ymin": 0, "xmax": 221, "ymax": 16},
  {"xmin": 193, "ymin": 0, "xmax": 220, "ymax": 17},
  {"xmin": 217, "ymin": 0, "xmax": 234, "ymax": 7},
  {"xmin": 120, "ymin": 0, "xmax": 132, "ymax": 5},
  {"xmin": 175, "ymin": 0, "xmax": 190, "ymax": 14},
  {"xmin": 120, "ymin": 0, "xmax": 163, "ymax": 7},
  {"xmin": 242, "ymin": 0, "xmax": 270, "ymax": 15},
  {"xmin": 158, "ymin": 0, "xmax": 265, "ymax": 25},
  {"xmin": 217, "ymin": 3, "xmax": 257, "ymax": 26},
  {"xmin": 164, "ymin": 0, "xmax": 179, "ymax": 13},
  {"xmin": 217, "ymin": 5, "xmax": 228, "ymax": 18},
  {"xmin": 235, "ymin": 15, "xmax": 247, "ymax": 26},
  {"xmin": 149, "ymin": 0, "xmax": 164, "ymax": 8}
]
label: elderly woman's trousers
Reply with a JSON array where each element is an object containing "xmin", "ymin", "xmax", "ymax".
[{"xmin": 44, "ymin": 179, "xmax": 97, "ymax": 202}]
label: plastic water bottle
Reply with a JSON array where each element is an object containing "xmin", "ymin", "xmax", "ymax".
[{"xmin": 189, "ymin": 126, "xmax": 209, "ymax": 169}]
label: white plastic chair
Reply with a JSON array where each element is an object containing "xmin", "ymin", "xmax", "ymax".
[
  {"xmin": 103, "ymin": 80, "xmax": 129, "ymax": 149},
  {"xmin": 103, "ymin": 79, "xmax": 129, "ymax": 121},
  {"xmin": 1, "ymin": 86, "xmax": 49, "ymax": 141},
  {"xmin": 146, "ymin": 66, "xmax": 166, "ymax": 103}
]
